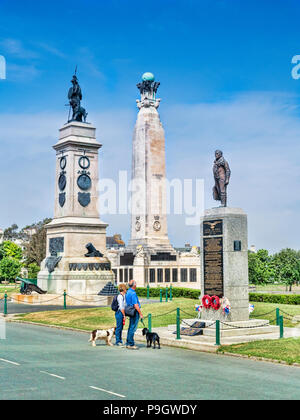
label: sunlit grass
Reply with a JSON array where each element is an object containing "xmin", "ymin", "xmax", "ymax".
[
  {"xmin": 15, "ymin": 297, "xmax": 199, "ymax": 331},
  {"xmin": 218, "ymin": 337, "xmax": 300, "ymax": 365}
]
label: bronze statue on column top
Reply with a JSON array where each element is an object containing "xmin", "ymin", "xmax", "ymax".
[
  {"xmin": 67, "ymin": 72, "xmax": 88, "ymax": 123},
  {"xmin": 212, "ymin": 150, "xmax": 231, "ymax": 207}
]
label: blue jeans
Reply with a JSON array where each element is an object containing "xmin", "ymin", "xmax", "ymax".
[
  {"xmin": 126, "ymin": 311, "xmax": 140, "ymax": 346},
  {"xmin": 115, "ymin": 310, "xmax": 124, "ymax": 344}
]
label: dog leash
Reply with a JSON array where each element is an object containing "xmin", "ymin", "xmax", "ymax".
[{"xmin": 140, "ymin": 318, "xmax": 145, "ymax": 327}]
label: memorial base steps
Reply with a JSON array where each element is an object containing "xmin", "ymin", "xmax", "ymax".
[{"xmin": 179, "ymin": 318, "xmax": 278, "ymax": 338}]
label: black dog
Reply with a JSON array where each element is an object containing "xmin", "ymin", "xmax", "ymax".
[{"xmin": 142, "ymin": 328, "xmax": 160, "ymax": 349}]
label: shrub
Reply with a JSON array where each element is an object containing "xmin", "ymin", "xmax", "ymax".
[
  {"xmin": 0, "ymin": 241, "xmax": 22, "ymax": 261},
  {"xmin": 26, "ymin": 262, "xmax": 40, "ymax": 279},
  {"xmin": 136, "ymin": 286, "xmax": 201, "ymax": 300},
  {"xmin": 249, "ymin": 292, "xmax": 300, "ymax": 305},
  {"xmin": 0, "ymin": 257, "xmax": 21, "ymax": 283}
]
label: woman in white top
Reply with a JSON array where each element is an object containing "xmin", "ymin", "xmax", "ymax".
[{"xmin": 115, "ymin": 283, "xmax": 127, "ymax": 346}]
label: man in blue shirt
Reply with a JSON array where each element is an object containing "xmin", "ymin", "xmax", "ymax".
[{"xmin": 125, "ymin": 279, "xmax": 143, "ymax": 349}]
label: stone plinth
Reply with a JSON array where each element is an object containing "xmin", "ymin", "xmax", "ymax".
[
  {"xmin": 200, "ymin": 207, "xmax": 249, "ymax": 322},
  {"xmin": 38, "ymin": 257, "xmax": 112, "ymax": 295}
]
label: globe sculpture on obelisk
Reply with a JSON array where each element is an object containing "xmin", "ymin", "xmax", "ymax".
[{"xmin": 37, "ymin": 73, "xmax": 114, "ymax": 298}]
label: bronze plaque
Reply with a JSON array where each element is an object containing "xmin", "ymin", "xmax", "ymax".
[
  {"xmin": 203, "ymin": 219, "xmax": 223, "ymax": 236},
  {"xmin": 203, "ymin": 237, "xmax": 223, "ymax": 297}
]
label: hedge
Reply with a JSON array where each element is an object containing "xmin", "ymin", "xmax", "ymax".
[
  {"xmin": 135, "ymin": 289, "xmax": 300, "ymax": 305},
  {"xmin": 249, "ymin": 292, "xmax": 300, "ymax": 305},
  {"xmin": 136, "ymin": 286, "xmax": 201, "ymax": 300}
]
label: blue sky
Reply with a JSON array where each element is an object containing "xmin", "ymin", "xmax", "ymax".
[{"xmin": 1, "ymin": 0, "xmax": 300, "ymax": 252}]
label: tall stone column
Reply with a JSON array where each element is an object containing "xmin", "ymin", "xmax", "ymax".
[
  {"xmin": 38, "ymin": 121, "xmax": 114, "ymax": 295},
  {"xmin": 127, "ymin": 73, "xmax": 173, "ymax": 253},
  {"xmin": 49, "ymin": 122, "xmax": 107, "ymax": 253}
]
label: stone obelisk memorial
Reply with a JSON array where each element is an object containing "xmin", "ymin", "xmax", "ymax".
[
  {"xmin": 38, "ymin": 74, "xmax": 114, "ymax": 297},
  {"xmin": 127, "ymin": 72, "xmax": 174, "ymax": 253},
  {"xmin": 108, "ymin": 73, "xmax": 200, "ymax": 288},
  {"xmin": 200, "ymin": 151, "xmax": 249, "ymax": 322}
]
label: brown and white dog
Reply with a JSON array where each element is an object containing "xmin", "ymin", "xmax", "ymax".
[{"xmin": 88, "ymin": 327, "xmax": 116, "ymax": 347}]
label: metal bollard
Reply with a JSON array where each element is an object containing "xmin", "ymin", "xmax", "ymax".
[
  {"xmin": 4, "ymin": 291, "xmax": 7, "ymax": 316},
  {"xmin": 169, "ymin": 285, "xmax": 173, "ymax": 301},
  {"xmin": 147, "ymin": 284, "xmax": 150, "ymax": 300},
  {"xmin": 276, "ymin": 308, "xmax": 280, "ymax": 325},
  {"xmin": 166, "ymin": 287, "xmax": 168, "ymax": 302},
  {"xmin": 63, "ymin": 290, "xmax": 67, "ymax": 310},
  {"xmin": 148, "ymin": 313, "xmax": 152, "ymax": 333},
  {"xmin": 160, "ymin": 288, "xmax": 162, "ymax": 303},
  {"xmin": 215, "ymin": 320, "xmax": 220, "ymax": 346},
  {"xmin": 279, "ymin": 315, "xmax": 284, "ymax": 339},
  {"xmin": 176, "ymin": 308, "xmax": 181, "ymax": 340}
]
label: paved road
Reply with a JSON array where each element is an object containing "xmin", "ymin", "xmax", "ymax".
[{"xmin": 0, "ymin": 323, "xmax": 299, "ymax": 400}]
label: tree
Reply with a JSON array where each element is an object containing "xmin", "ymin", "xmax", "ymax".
[
  {"xmin": 248, "ymin": 249, "xmax": 275, "ymax": 285},
  {"xmin": 27, "ymin": 262, "xmax": 40, "ymax": 279},
  {"xmin": 3, "ymin": 224, "xmax": 19, "ymax": 241},
  {"xmin": 273, "ymin": 248, "xmax": 300, "ymax": 291},
  {"xmin": 23, "ymin": 218, "xmax": 52, "ymax": 266},
  {"xmin": 0, "ymin": 241, "xmax": 23, "ymax": 261},
  {"xmin": 0, "ymin": 257, "xmax": 21, "ymax": 283}
]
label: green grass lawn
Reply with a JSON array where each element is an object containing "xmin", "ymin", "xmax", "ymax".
[
  {"xmin": 250, "ymin": 284, "xmax": 300, "ymax": 293},
  {"xmin": 0, "ymin": 284, "xmax": 20, "ymax": 298},
  {"xmin": 221, "ymin": 301, "xmax": 300, "ymax": 365},
  {"xmin": 218, "ymin": 337, "xmax": 300, "ymax": 365},
  {"xmin": 15, "ymin": 297, "xmax": 199, "ymax": 331},
  {"xmin": 13, "ymin": 298, "xmax": 300, "ymax": 330},
  {"xmin": 249, "ymin": 301, "xmax": 300, "ymax": 327}
]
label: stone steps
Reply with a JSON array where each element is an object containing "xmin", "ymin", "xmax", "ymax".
[
  {"xmin": 203, "ymin": 325, "xmax": 278, "ymax": 337},
  {"xmin": 135, "ymin": 325, "xmax": 299, "ymax": 349},
  {"xmin": 167, "ymin": 319, "xmax": 279, "ymax": 338}
]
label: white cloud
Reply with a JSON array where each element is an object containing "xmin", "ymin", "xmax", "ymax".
[
  {"xmin": 0, "ymin": 38, "xmax": 38, "ymax": 59},
  {"xmin": 35, "ymin": 42, "xmax": 66, "ymax": 59},
  {"xmin": 162, "ymin": 91, "xmax": 300, "ymax": 251},
  {"xmin": 76, "ymin": 47, "xmax": 106, "ymax": 80},
  {"xmin": 0, "ymin": 92, "xmax": 299, "ymax": 253},
  {"xmin": 6, "ymin": 63, "xmax": 41, "ymax": 82}
]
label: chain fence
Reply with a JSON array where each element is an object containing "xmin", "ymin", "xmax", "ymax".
[
  {"xmin": 0, "ymin": 291, "xmax": 114, "ymax": 315},
  {"xmin": 1, "ymin": 291, "xmax": 298, "ymax": 346},
  {"xmin": 180, "ymin": 318, "xmax": 216, "ymax": 329},
  {"xmin": 149, "ymin": 308, "xmax": 177, "ymax": 319},
  {"xmin": 9, "ymin": 294, "xmax": 65, "ymax": 304},
  {"xmin": 250, "ymin": 309, "xmax": 277, "ymax": 318},
  {"xmin": 279, "ymin": 308, "xmax": 296, "ymax": 319},
  {"xmin": 220, "ymin": 319, "xmax": 277, "ymax": 329},
  {"xmin": 66, "ymin": 294, "xmax": 108, "ymax": 303}
]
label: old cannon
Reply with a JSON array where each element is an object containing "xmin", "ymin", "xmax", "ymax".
[{"xmin": 16, "ymin": 277, "xmax": 47, "ymax": 295}]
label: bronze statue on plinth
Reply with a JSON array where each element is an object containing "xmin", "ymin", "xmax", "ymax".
[
  {"xmin": 68, "ymin": 72, "xmax": 88, "ymax": 123},
  {"xmin": 212, "ymin": 150, "xmax": 231, "ymax": 207}
]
